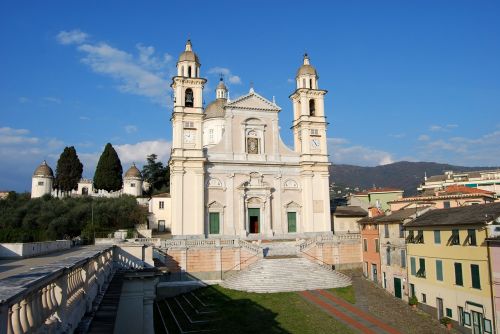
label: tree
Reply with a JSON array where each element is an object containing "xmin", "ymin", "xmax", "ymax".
[
  {"xmin": 94, "ymin": 143, "xmax": 123, "ymax": 192},
  {"xmin": 54, "ymin": 146, "xmax": 83, "ymax": 194},
  {"xmin": 141, "ymin": 154, "xmax": 169, "ymax": 195}
]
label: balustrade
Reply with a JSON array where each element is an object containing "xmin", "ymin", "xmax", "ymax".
[{"xmin": 0, "ymin": 246, "xmax": 114, "ymax": 334}]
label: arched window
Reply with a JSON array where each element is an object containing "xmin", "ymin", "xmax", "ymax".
[
  {"xmin": 181, "ymin": 65, "xmax": 184, "ymax": 76},
  {"xmin": 188, "ymin": 66, "xmax": 192, "ymax": 78},
  {"xmin": 302, "ymin": 78, "xmax": 306, "ymax": 88},
  {"xmin": 309, "ymin": 79, "xmax": 313, "ymax": 89},
  {"xmin": 309, "ymin": 99, "xmax": 315, "ymax": 116},
  {"xmin": 185, "ymin": 88, "xmax": 194, "ymax": 107}
]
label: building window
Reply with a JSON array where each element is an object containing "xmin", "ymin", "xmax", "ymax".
[
  {"xmin": 384, "ymin": 224, "xmax": 389, "ymax": 238},
  {"xmin": 450, "ymin": 229, "xmax": 460, "ymax": 245},
  {"xmin": 417, "ymin": 258, "xmax": 426, "ymax": 278},
  {"xmin": 407, "ymin": 230, "xmax": 415, "ymax": 243},
  {"xmin": 399, "ymin": 224, "xmax": 404, "ymax": 238},
  {"xmin": 471, "ymin": 264, "xmax": 481, "ymax": 289},
  {"xmin": 410, "ymin": 257, "xmax": 416, "ymax": 276},
  {"xmin": 184, "ymin": 121, "xmax": 194, "ymax": 129},
  {"xmin": 247, "ymin": 137, "xmax": 259, "ymax": 154},
  {"xmin": 458, "ymin": 306, "xmax": 464, "ymax": 326},
  {"xmin": 159, "ymin": 201, "xmax": 164, "ymax": 209},
  {"xmin": 386, "ymin": 247, "xmax": 391, "ymax": 265},
  {"xmin": 421, "ymin": 293, "xmax": 426, "ymax": 303},
  {"xmin": 434, "ymin": 230, "xmax": 441, "ymax": 244},
  {"xmin": 130, "ymin": 183, "xmax": 135, "ymax": 187},
  {"xmin": 454, "ymin": 262, "xmax": 463, "ymax": 286},
  {"xmin": 185, "ymin": 88, "xmax": 194, "ymax": 107},
  {"xmin": 410, "ymin": 284, "xmax": 415, "ymax": 297},
  {"xmin": 363, "ymin": 238, "xmax": 368, "ymax": 252},
  {"xmin": 444, "ymin": 201, "xmax": 451, "ymax": 209},
  {"xmin": 309, "ymin": 99, "xmax": 315, "ymax": 116},
  {"xmin": 401, "ymin": 250, "xmax": 406, "ymax": 268},
  {"xmin": 415, "ymin": 230, "xmax": 424, "ymax": 244},
  {"xmin": 466, "ymin": 229, "xmax": 477, "ymax": 246},
  {"xmin": 436, "ymin": 260, "xmax": 443, "ymax": 281},
  {"xmin": 209, "ymin": 129, "xmax": 214, "ymax": 143},
  {"xmin": 375, "ymin": 239, "xmax": 379, "ymax": 253},
  {"xmin": 446, "ymin": 308, "xmax": 452, "ymax": 318},
  {"xmin": 209, "ymin": 212, "xmax": 220, "ymax": 234},
  {"xmin": 383, "ymin": 272, "xmax": 387, "ymax": 288},
  {"xmin": 310, "ymin": 129, "xmax": 319, "ymax": 136},
  {"xmin": 38, "ymin": 181, "xmax": 44, "ymax": 186}
]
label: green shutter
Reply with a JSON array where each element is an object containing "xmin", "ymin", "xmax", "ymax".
[
  {"xmin": 419, "ymin": 258, "xmax": 426, "ymax": 277},
  {"xmin": 436, "ymin": 260, "xmax": 443, "ymax": 281},
  {"xmin": 434, "ymin": 230, "xmax": 441, "ymax": 244},
  {"xmin": 455, "ymin": 263, "xmax": 463, "ymax": 286},
  {"xmin": 209, "ymin": 212, "xmax": 220, "ymax": 234},
  {"xmin": 410, "ymin": 257, "xmax": 416, "ymax": 275},
  {"xmin": 287, "ymin": 212, "xmax": 297, "ymax": 233},
  {"xmin": 471, "ymin": 264, "xmax": 481, "ymax": 289}
]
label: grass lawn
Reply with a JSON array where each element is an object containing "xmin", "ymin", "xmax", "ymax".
[
  {"xmin": 203, "ymin": 285, "xmax": 355, "ymax": 334},
  {"xmin": 327, "ymin": 285, "xmax": 356, "ymax": 304}
]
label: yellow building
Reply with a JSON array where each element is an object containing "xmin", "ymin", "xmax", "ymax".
[{"xmin": 405, "ymin": 203, "xmax": 500, "ymax": 334}]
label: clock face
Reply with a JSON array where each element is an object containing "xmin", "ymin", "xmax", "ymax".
[
  {"xmin": 311, "ymin": 138, "xmax": 320, "ymax": 149},
  {"xmin": 184, "ymin": 130, "xmax": 195, "ymax": 143}
]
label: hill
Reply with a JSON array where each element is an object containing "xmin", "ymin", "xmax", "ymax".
[{"xmin": 330, "ymin": 161, "xmax": 498, "ymax": 196}]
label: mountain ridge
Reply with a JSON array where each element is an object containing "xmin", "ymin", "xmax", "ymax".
[{"xmin": 330, "ymin": 161, "xmax": 500, "ymax": 196}]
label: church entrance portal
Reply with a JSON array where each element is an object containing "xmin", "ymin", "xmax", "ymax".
[{"xmin": 248, "ymin": 208, "xmax": 260, "ymax": 233}]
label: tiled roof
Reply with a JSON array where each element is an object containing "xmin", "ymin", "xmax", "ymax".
[
  {"xmin": 332, "ymin": 206, "xmax": 368, "ymax": 217},
  {"xmin": 405, "ymin": 202, "xmax": 500, "ymax": 227},
  {"xmin": 354, "ymin": 187, "xmax": 403, "ymax": 195},
  {"xmin": 151, "ymin": 192, "xmax": 170, "ymax": 198},
  {"xmin": 442, "ymin": 185, "xmax": 494, "ymax": 195}
]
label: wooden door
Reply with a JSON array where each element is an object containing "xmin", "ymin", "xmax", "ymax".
[
  {"xmin": 394, "ymin": 278, "xmax": 402, "ymax": 299},
  {"xmin": 287, "ymin": 212, "xmax": 297, "ymax": 233},
  {"xmin": 209, "ymin": 212, "xmax": 220, "ymax": 234}
]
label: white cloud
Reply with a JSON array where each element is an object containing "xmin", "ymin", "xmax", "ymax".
[
  {"xmin": 418, "ymin": 134, "xmax": 430, "ymax": 141},
  {"xmin": 18, "ymin": 97, "xmax": 30, "ymax": 104},
  {"xmin": 115, "ymin": 140, "xmax": 171, "ymax": 165},
  {"xmin": 429, "ymin": 124, "xmax": 459, "ymax": 132},
  {"xmin": 287, "ymin": 78, "xmax": 294, "ymax": 84},
  {"xmin": 79, "ymin": 116, "xmax": 90, "ymax": 121},
  {"xmin": 58, "ymin": 30, "xmax": 174, "ymax": 106},
  {"xmin": 0, "ymin": 127, "xmax": 38, "ymax": 144},
  {"xmin": 429, "ymin": 125, "xmax": 443, "ymax": 132},
  {"xmin": 56, "ymin": 29, "xmax": 89, "ymax": 45},
  {"xmin": 43, "ymin": 97, "xmax": 62, "ymax": 104},
  {"xmin": 327, "ymin": 137, "xmax": 394, "ymax": 166},
  {"xmin": 208, "ymin": 67, "xmax": 242, "ymax": 85},
  {"xmin": 124, "ymin": 125, "xmax": 138, "ymax": 133}
]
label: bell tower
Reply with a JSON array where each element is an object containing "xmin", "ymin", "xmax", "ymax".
[
  {"xmin": 170, "ymin": 40, "xmax": 207, "ymax": 236},
  {"xmin": 290, "ymin": 53, "xmax": 331, "ymax": 233}
]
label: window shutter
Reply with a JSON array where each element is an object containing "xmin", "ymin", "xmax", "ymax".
[
  {"xmin": 471, "ymin": 264, "xmax": 481, "ymax": 289},
  {"xmin": 455, "ymin": 263, "xmax": 463, "ymax": 286},
  {"xmin": 410, "ymin": 257, "xmax": 416, "ymax": 275},
  {"xmin": 436, "ymin": 260, "xmax": 443, "ymax": 281}
]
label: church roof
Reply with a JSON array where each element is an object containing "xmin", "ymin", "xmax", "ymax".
[
  {"xmin": 124, "ymin": 164, "xmax": 142, "ymax": 179},
  {"xmin": 178, "ymin": 40, "xmax": 200, "ymax": 64},
  {"xmin": 205, "ymin": 98, "xmax": 227, "ymax": 119},
  {"xmin": 296, "ymin": 53, "xmax": 317, "ymax": 77},
  {"xmin": 33, "ymin": 160, "xmax": 54, "ymax": 178},
  {"xmin": 227, "ymin": 89, "xmax": 280, "ymax": 111}
]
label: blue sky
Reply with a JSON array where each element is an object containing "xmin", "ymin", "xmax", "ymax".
[{"xmin": 1, "ymin": 1, "xmax": 500, "ymax": 191}]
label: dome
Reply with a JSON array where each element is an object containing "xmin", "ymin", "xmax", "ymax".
[
  {"xmin": 124, "ymin": 164, "xmax": 142, "ymax": 179},
  {"xmin": 204, "ymin": 99, "xmax": 227, "ymax": 119},
  {"xmin": 296, "ymin": 53, "xmax": 317, "ymax": 77},
  {"xmin": 178, "ymin": 40, "xmax": 200, "ymax": 64},
  {"xmin": 33, "ymin": 160, "xmax": 54, "ymax": 178},
  {"xmin": 216, "ymin": 79, "xmax": 227, "ymax": 91}
]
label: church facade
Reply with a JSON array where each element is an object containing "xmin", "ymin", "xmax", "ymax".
[{"xmin": 169, "ymin": 41, "xmax": 332, "ymax": 238}]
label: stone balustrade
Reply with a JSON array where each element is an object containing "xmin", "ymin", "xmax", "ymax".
[{"xmin": 0, "ymin": 246, "xmax": 114, "ymax": 334}]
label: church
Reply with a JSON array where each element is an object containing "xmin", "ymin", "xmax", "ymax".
[{"xmin": 170, "ymin": 40, "xmax": 332, "ymax": 238}]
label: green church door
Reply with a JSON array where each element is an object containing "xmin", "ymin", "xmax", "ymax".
[
  {"xmin": 287, "ymin": 212, "xmax": 297, "ymax": 233},
  {"xmin": 209, "ymin": 212, "xmax": 220, "ymax": 234},
  {"xmin": 248, "ymin": 208, "xmax": 260, "ymax": 233}
]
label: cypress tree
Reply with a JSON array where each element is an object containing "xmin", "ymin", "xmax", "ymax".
[
  {"xmin": 94, "ymin": 143, "xmax": 123, "ymax": 192},
  {"xmin": 54, "ymin": 146, "xmax": 83, "ymax": 193}
]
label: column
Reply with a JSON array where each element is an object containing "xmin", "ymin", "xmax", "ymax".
[{"xmin": 226, "ymin": 174, "xmax": 235, "ymax": 235}]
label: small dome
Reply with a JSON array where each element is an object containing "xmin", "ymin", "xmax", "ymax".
[
  {"xmin": 33, "ymin": 160, "xmax": 54, "ymax": 178},
  {"xmin": 204, "ymin": 99, "xmax": 227, "ymax": 119},
  {"xmin": 178, "ymin": 40, "xmax": 200, "ymax": 64},
  {"xmin": 296, "ymin": 53, "xmax": 317, "ymax": 77},
  {"xmin": 124, "ymin": 164, "xmax": 142, "ymax": 179},
  {"xmin": 216, "ymin": 78, "xmax": 227, "ymax": 91}
]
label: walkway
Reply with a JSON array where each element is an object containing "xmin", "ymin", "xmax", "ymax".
[
  {"xmin": 0, "ymin": 245, "xmax": 99, "ymax": 279},
  {"xmin": 300, "ymin": 270, "xmax": 456, "ymax": 334}
]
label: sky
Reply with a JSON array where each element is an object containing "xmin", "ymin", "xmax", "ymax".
[{"xmin": 1, "ymin": 1, "xmax": 500, "ymax": 191}]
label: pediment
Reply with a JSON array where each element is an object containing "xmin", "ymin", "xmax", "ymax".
[{"xmin": 227, "ymin": 91, "xmax": 280, "ymax": 111}]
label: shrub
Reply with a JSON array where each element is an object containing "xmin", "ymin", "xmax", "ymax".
[{"xmin": 409, "ymin": 296, "xmax": 418, "ymax": 306}]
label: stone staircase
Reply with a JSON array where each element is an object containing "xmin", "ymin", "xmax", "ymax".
[{"xmin": 222, "ymin": 241, "xmax": 351, "ymax": 293}]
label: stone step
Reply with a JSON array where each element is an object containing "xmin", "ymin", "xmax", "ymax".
[{"xmin": 222, "ymin": 256, "xmax": 351, "ymax": 293}]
